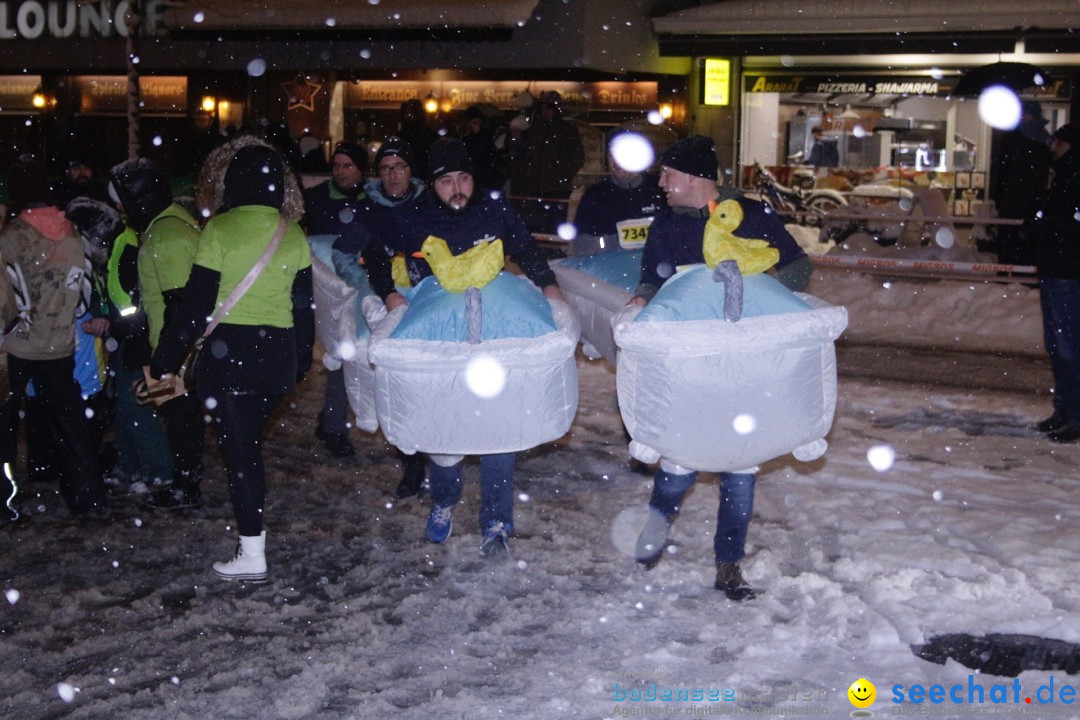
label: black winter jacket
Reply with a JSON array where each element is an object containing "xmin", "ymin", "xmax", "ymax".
[
  {"xmin": 364, "ymin": 190, "xmax": 556, "ymax": 300},
  {"xmin": 1032, "ymin": 149, "xmax": 1080, "ymax": 279}
]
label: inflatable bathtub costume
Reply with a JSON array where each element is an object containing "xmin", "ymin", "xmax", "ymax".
[
  {"xmin": 367, "ymin": 235, "xmax": 580, "ymax": 456},
  {"xmin": 309, "ymin": 234, "xmax": 379, "ymax": 432},
  {"xmin": 550, "ymin": 248, "xmax": 639, "ymax": 366},
  {"xmin": 614, "ymin": 199, "xmax": 848, "ymax": 472}
]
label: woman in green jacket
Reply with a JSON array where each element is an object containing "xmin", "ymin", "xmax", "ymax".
[{"xmin": 151, "ymin": 141, "xmax": 314, "ymax": 581}]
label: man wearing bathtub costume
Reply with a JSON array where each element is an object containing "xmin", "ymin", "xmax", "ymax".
[
  {"xmin": 628, "ymin": 134, "xmax": 810, "ymax": 600},
  {"xmin": 365, "ymin": 138, "xmax": 567, "ymax": 558}
]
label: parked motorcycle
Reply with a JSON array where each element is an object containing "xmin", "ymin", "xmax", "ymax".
[
  {"xmin": 750, "ymin": 163, "xmax": 848, "ymax": 226},
  {"xmin": 821, "ymin": 182, "xmax": 920, "ymax": 246}
]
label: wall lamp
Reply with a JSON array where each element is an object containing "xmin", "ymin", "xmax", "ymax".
[{"xmin": 423, "ymin": 92, "xmax": 439, "ymax": 114}]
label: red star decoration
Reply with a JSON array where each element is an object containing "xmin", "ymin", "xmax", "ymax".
[{"xmin": 280, "ymin": 75, "xmax": 322, "ymax": 111}]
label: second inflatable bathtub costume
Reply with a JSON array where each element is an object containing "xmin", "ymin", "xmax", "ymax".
[{"xmin": 615, "ymin": 198, "xmax": 848, "ymax": 472}]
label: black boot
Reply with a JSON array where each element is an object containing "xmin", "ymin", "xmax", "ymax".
[
  {"xmin": 714, "ymin": 562, "xmax": 756, "ymax": 601},
  {"xmin": 1037, "ymin": 410, "xmax": 1069, "ymax": 433},
  {"xmin": 394, "ymin": 452, "xmax": 427, "ymax": 499},
  {"xmin": 315, "ymin": 424, "xmax": 356, "ymax": 458},
  {"xmin": 146, "ymin": 468, "xmax": 203, "ymax": 510},
  {"xmin": 1048, "ymin": 424, "xmax": 1080, "ymax": 444}
]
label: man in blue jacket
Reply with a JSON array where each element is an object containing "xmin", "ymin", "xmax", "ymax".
[
  {"xmin": 628, "ymin": 135, "xmax": 809, "ymax": 601},
  {"xmin": 331, "ymin": 136, "xmax": 429, "ymax": 498}
]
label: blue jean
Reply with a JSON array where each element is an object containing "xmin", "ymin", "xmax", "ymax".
[
  {"xmin": 1040, "ymin": 277, "xmax": 1080, "ymax": 421},
  {"xmin": 648, "ymin": 470, "xmax": 756, "ymax": 564},
  {"xmin": 428, "ymin": 453, "xmax": 516, "ymax": 532},
  {"xmin": 113, "ymin": 364, "xmax": 173, "ymax": 481}
]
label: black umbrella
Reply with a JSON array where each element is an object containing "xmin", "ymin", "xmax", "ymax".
[{"xmin": 951, "ymin": 62, "xmax": 1050, "ymax": 97}]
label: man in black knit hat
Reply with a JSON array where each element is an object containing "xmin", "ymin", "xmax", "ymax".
[
  {"xmin": 363, "ymin": 137, "xmax": 565, "ymax": 558},
  {"xmin": 627, "ymin": 134, "xmax": 809, "ymax": 601},
  {"xmin": 303, "ymin": 141, "xmax": 369, "ymax": 458},
  {"xmin": 331, "ymin": 136, "xmax": 430, "ymax": 498}
]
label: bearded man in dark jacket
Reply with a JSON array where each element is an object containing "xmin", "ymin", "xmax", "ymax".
[{"xmin": 363, "ymin": 138, "xmax": 565, "ymax": 558}]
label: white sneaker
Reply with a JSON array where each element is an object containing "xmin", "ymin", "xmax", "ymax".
[{"xmin": 212, "ymin": 531, "xmax": 268, "ymax": 581}]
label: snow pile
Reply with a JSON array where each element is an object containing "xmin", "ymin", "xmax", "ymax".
[{"xmin": 811, "ymin": 270, "xmax": 1043, "ymax": 355}]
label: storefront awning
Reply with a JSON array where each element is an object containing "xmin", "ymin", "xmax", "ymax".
[
  {"xmin": 161, "ymin": 0, "xmax": 541, "ymax": 33},
  {"xmin": 653, "ymin": 0, "xmax": 1080, "ymax": 56}
]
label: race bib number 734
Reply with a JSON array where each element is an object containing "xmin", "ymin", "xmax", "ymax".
[{"xmin": 615, "ymin": 217, "xmax": 654, "ymax": 250}]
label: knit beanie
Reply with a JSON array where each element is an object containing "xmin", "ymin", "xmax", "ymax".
[
  {"xmin": 9, "ymin": 154, "xmax": 54, "ymax": 212},
  {"xmin": 427, "ymin": 138, "xmax": 474, "ymax": 182},
  {"xmin": 332, "ymin": 142, "xmax": 369, "ymax": 173},
  {"xmin": 220, "ymin": 145, "xmax": 285, "ymax": 212},
  {"xmin": 660, "ymin": 135, "xmax": 718, "ymax": 181},
  {"xmin": 374, "ymin": 136, "xmax": 412, "ymax": 169},
  {"xmin": 1052, "ymin": 123, "xmax": 1080, "ymax": 148},
  {"xmin": 109, "ymin": 157, "xmax": 172, "ymax": 232}
]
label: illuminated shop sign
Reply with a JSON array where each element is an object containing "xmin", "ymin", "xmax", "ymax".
[
  {"xmin": 744, "ymin": 75, "xmax": 955, "ymax": 96},
  {"xmin": 345, "ymin": 81, "xmax": 658, "ymax": 111},
  {"xmin": 702, "ymin": 58, "xmax": 730, "ymax": 106},
  {"xmin": 74, "ymin": 75, "xmax": 187, "ymax": 115},
  {"xmin": 0, "ymin": 0, "xmax": 164, "ymax": 40},
  {"xmin": 0, "ymin": 74, "xmax": 40, "ymax": 112},
  {"xmin": 743, "ymin": 74, "xmax": 1070, "ymax": 99}
]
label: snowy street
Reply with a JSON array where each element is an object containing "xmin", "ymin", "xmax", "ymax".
[{"xmin": 3, "ymin": 269, "xmax": 1080, "ymax": 720}]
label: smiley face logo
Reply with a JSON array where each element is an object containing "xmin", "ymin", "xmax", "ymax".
[{"xmin": 848, "ymin": 678, "xmax": 876, "ymax": 708}]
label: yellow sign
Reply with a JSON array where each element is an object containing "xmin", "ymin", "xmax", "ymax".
[{"xmin": 704, "ymin": 58, "xmax": 731, "ymax": 106}]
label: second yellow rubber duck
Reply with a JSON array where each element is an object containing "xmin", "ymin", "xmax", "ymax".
[{"xmin": 703, "ymin": 199, "xmax": 779, "ymax": 275}]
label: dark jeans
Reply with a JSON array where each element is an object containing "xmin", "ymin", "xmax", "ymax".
[
  {"xmin": 112, "ymin": 363, "xmax": 173, "ymax": 481},
  {"xmin": 648, "ymin": 470, "xmax": 756, "ymax": 564},
  {"xmin": 26, "ymin": 390, "xmax": 109, "ymax": 484},
  {"xmin": 318, "ymin": 367, "xmax": 349, "ymax": 435},
  {"xmin": 214, "ymin": 392, "xmax": 283, "ymax": 536},
  {"xmin": 1040, "ymin": 277, "xmax": 1080, "ymax": 422},
  {"xmin": 1, "ymin": 354, "xmax": 105, "ymax": 514},
  {"xmin": 428, "ymin": 453, "xmax": 516, "ymax": 532},
  {"xmin": 157, "ymin": 392, "xmax": 205, "ymax": 489}
]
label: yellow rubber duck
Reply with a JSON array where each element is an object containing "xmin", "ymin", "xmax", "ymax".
[
  {"xmin": 416, "ymin": 234, "xmax": 505, "ymax": 293},
  {"xmin": 702, "ymin": 199, "xmax": 779, "ymax": 275}
]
